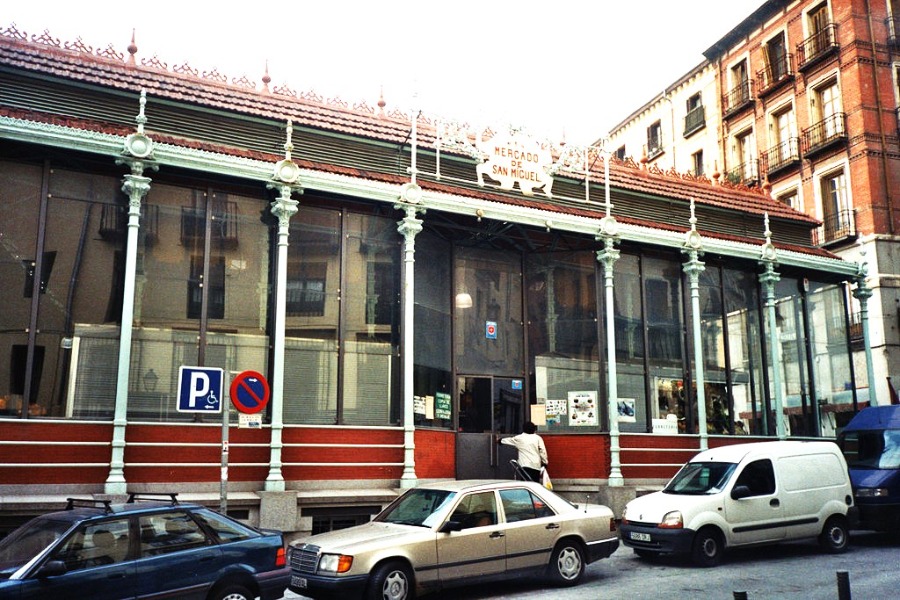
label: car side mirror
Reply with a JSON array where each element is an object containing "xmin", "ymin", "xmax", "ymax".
[
  {"xmin": 36, "ymin": 560, "xmax": 67, "ymax": 578},
  {"xmin": 439, "ymin": 520, "xmax": 463, "ymax": 533},
  {"xmin": 731, "ymin": 485, "xmax": 752, "ymax": 500}
]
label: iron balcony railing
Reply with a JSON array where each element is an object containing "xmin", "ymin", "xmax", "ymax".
[
  {"xmin": 683, "ymin": 105, "xmax": 706, "ymax": 137},
  {"xmin": 797, "ymin": 23, "xmax": 839, "ymax": 70},
  {"xmin": 756, "ymin": 53, "xmax": 794, "ymax": 96},
  {"xmin": 801, "ymin": 113, "xmax": 847, "ymax": 157},
  {"xmin": 812, "ymin": 208, "xmax": 856, "ymax": 246},
  {"xmin": 886, "ymin": 17, "xmax": 900, "ymax": 49},
  {"xmin": 762, "ymin": 137, "xmax": 800, "ymax": 177},
  {"xmin": 723, "ymin": 80, "xmax": 753, "ymax": 117},
  {"xmin": 726, "ymin": 160, "xmax": 760, "ymax": 186}
]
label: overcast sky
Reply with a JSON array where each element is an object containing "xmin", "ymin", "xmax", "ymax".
[{"xmin": 7, "ymin": 1, "xmax": 765, "ymax": 145}]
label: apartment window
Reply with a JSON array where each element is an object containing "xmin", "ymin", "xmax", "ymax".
[
  {"xmin": 725, "ymin": 60, "xmax": 752, "ymax": 114},
  {"xmin": 765, "ymin": 106, "xmax": 798, "ymax": 173},
  {"xmin": 188, "ymin": 255, "xmax": 225, "ymax": 319},
  {"xmin": 776, "ymin": 188, "xmax": 800, "ymax": 211},
  {"xmin": 615, "ymin": 145, "xmax": 626, "ymax": 161},
  {"xmin": 818, "ymin": 168, "xmax": 855, "ymax": 243},
  {"xmin": 684, "ymin": 93, "xmax": 705, "ymax": 136},
  {"xmin": 647, "ymin": 121, "xmax": 662, "ymax": 158},
  {"xmin": 765, "ymin": 32, "xmax": 789, "ymax": 84},
  {"xmin": 691, "ymin": 150, "xmax": 704, "ymax": 176},
  {"xmin": 729, "ymin": 129, "xmax": 757, "ymax": 184}
]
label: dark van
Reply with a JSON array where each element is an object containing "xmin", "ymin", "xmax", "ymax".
[{"xmin": 837, "ymin": 405, "xmax": 900, "ymax": 531}]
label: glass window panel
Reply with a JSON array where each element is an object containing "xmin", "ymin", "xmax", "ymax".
[
  {"xmin": 724, "ymin": 269, "xmax": 765, "ymax": 435},
  {"xmin": 413, "ymin": 232, "xmax": 452, "ymax": 429},
  {"xmin": 612, "ymin": 253, "xmax": 648, "ymax": 433},
  {"xmin": 807, "ymin": 281, "xmax": 854, "ymax": 437},
  {"xmin": 342, "ymin": 213, "xmax": 399, "ymax": 426},
  {"xmin": 284, "ymin": 206, "xmax": 341, "ymax": 425},
  {"xmin": 454, "ymin": 247, "xmax": 523, "ymax": 376}
]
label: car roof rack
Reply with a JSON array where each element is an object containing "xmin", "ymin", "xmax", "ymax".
[
  {"xmin": 65, "ymin": 498, "xmax": 113, "ymax": 511},
  {"xmin": 127, "ymin": 492, "xmax": 180, "ymax": 504}
]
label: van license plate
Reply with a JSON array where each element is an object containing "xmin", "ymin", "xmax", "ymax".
[
  {"xmin": 630, "ymin": 532, "xmax": 651, "ymax": 542},
  {"xmin": 291, "ymin": 575, "xmax": 308, "ymax": 589}
]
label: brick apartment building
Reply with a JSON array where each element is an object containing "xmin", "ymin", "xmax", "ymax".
[{"xmin": 609, "ymin": 0, "xmax": 900, "ymax": 405}]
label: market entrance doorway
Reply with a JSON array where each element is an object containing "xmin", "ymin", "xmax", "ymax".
[{"xmin": 456, "ymin": 375, "xmax": 524, "ymax": 479}]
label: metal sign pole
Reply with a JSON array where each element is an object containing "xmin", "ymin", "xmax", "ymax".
[{"xmin": 220, "ymin": 376, "xmax": 230, "ymax": 514}]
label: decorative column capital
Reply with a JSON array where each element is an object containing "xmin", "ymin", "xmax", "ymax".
[{"xmin": 397, "ymin": 205, "xmax": 424, "ymax": 241}]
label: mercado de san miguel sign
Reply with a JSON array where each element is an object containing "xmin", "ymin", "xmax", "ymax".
[{"xmin": 475, "ymin": 129, "xmax": 555, "ymax": 198}]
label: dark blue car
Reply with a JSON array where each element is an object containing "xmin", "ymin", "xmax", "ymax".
[{"xmin": 0, "ymin": 493, "xmax": 289, "ymax": 600}]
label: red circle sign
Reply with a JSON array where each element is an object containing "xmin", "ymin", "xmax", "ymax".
[{"xmin": 229, "ymin": 370, "xmax": 270, "ymax": 414}]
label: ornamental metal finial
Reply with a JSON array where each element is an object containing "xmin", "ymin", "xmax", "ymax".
[
  {"xmin": 683, "ymin": 198, "xmax": 702, "ymax": 251},
  {"xmin": 121, "ymin": 89, "xmax": 154, "ymax": 161},
  {"xmin": 271, "ymin": 119, "xmax": 301, "ymax": 185},
  {"xmin": 760, "ymin": 212, "xmax": 777, "ymax": 262}
]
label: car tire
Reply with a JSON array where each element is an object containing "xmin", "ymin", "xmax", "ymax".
[
  {"xmin": 691, "ymin": 527, "xmax": 724, "ymax": 567},
  {"xmin": 548, "ymin": 539, "xmax": 585, "ymax": 586},
  {"xmin": 819, "ymin": 515, "xmax": 849, "ymax": 553},
  {"xmin": 366, "ymin": 560, "xmax": 414, "ymax": 600},
  {"xmin": 209, "ymin": 582, "xmax": 254, "ymax": 600}
]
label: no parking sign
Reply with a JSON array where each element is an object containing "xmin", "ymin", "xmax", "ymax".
[{"xmin": 229, "ymin": 370, "xmax": 270, "ymax": 414}]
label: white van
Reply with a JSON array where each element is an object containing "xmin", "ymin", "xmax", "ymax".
[{"xmin": 619, "ymin": 441, "xmax": 856, "ymax": 566}]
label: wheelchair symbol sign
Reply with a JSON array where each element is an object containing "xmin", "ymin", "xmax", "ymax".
[{"xmin": 177, "ymin": 366, "xmax": 224, "ymax": 413}]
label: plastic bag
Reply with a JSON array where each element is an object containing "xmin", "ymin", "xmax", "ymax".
[{"xmin": 540, "ymin": 466, "xmax": 552, "ymax": 490}]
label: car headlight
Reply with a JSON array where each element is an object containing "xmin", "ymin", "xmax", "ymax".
[
  {"xmin": 318, "ymin": 553, "xmax": 354, "ymax": 574},
  {"xmin": 855, "ymin": 488, "xmax": 889, "ymax": 498},
  {"xmin": 659, "ymin": 510, "xmax": 683, "ymax": 529}
]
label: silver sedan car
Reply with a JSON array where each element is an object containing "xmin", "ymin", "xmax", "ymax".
[{"xmin": 287, "ymin": 479, "xmax": 618, "ymax": 599}]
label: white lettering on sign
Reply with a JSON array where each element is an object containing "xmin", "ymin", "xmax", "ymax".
[
  {"xmin": 476, "ymin": 130, "xmax": 554, "ymax": 198},
  {"xmin": 189, "ymin": 372, "xmax": 211, "ymax": 408}
]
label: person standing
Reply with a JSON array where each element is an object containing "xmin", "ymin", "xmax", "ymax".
[{"xmin": 498, "ymin": 421, "xmax": 548, "ymax": 483}]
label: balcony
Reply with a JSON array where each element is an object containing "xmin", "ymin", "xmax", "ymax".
[
  {"xmin": 812, "ymin": 208, "xmax": 856, "ymax": 247},
  {"xmin": 683, "ymin": 105, "xmax": 706, "ymax": 137},
  {"xmin": 647, "ymin": 142, "xmax": 664, "ymax": 160},
  {"xmin": 725, "ymin": 160, "xmax": 760, "ymax": 186},
  {"xmin": 887, "ymin": 17, "xmax": 900, "ymax": 50},
  {"xmin": 762, "ymin": 138, "xmax": 800, "ymax": 178},
  {"xmin": 755, "ymin": 53, "xmax": 794, "ymax": 98},
  {"xmin": 801, "ymin": 113, "xmax": 847, "ymax": 158},
  {"xmin": 797, "ymin": 24, "xmax": 839, "ymax": 72},
  {"xmin": 722, "ymin": 80, "xmax": 754, "ymax": 118}
]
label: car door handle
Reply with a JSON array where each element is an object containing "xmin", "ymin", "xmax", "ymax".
[
  {"xmin": 545, "ymin": 523, "xmax": 560, "ymax": 530},
  {"xmin": 770, "ymin": 499, "xmax": 780, "ymax": 507},
  {"xmin": 489, "ymin": 531, "xmax": 505, "ymax": 539}
]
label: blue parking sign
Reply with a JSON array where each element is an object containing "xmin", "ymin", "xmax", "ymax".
[{"xmin": 177, "ymin": 366, "xmax": 223, "ymax": 413}]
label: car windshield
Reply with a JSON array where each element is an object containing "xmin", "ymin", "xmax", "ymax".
[
  {"xmin": 375, "ymin": 489, "xmax": 456, "ymax": 528},
  {"xmin": 0, "ymin": 516, "xmax": 73, "ymax": 574},
  {"xmin": 841, "ymin": 429, "xmax": 900, "ymax": 469},
  {"xmin": 663, "ymin": 461, "xmax": 737, "ymax": 495}
]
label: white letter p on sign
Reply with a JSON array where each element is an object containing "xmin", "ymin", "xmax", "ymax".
[{"xmin": 189, "ymin": 372, "xmax": 210, "ymax": 408}]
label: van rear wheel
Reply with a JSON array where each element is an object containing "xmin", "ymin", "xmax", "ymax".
[
  {"xmin": 691, "ymin": 527, "xmax": 724, "ymax": 567},
  {"xmin": 819, "ymin": 516, "xmax": 849, "ymax": 553}
]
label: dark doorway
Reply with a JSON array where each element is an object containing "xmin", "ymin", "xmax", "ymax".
[{"xmin": 456, "ymin": 376, "xmax": 524, "ymax": 479}]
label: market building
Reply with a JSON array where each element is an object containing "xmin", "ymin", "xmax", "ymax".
[{"xmin": 0, "ymin": 20, "xmax": 879, "ymax": 534}]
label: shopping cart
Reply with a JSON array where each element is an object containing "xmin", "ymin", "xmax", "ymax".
[{"xmin": 509, "ymin": 459, "xmax": 532, "ymax": 481}]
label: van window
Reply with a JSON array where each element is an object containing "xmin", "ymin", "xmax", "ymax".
[
  {"xmin": 842, "ymin": 430, "xmax": 900, "ymax": 469},
  {"xmin": 664, "ymin": 462, "xmax": 737, "ymax": 495},
  {"xmin": 734, "ymin": 459, "xmax": 775, "ymax": 496}
]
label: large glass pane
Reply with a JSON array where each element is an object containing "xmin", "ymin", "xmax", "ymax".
[
  {"xmin": 413, "ymin": 232, "xmax": 452, "ymax": 429},
  {"xmin": 283, "ymin": 206, "xmax": 340, "ymax": 425},
  {"xmin": 645, "ymin": 256, "xmax": 686, "ymax": 433},
  {"xmin": 127, "ymin": 186, "xmax": 270, "ymax": 422},
  {"xmin": 342, "ymin": 213, "xmax": 400, "ymax": 426},
  {"xmin": 695, "ymin": 266, "xmax": 730, "ymax": 434},
  {"xmin": 527, "ymin": 251, "xmax": 600, "ymax": 434},
  {"xmin": 613, "ymin": 254, "xmax": 648, "ymax": 433},
  {"xmin": 454, "ymin": 247, "xmax": 523, "ymax": 376},
  {"xmin": 0, "ymin": 162, "xmax": 47, "ymax": 417},
  {"xmin": 807, "ymin": 281, "xmax": 854, "ymax": 436},
  {"xmin": 724, "ymin": 269, "xmax": 765, "ymax": 435},
  {"xmin": 769, "ymin": 277, "xmax": 808, "ymax": 436}
]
